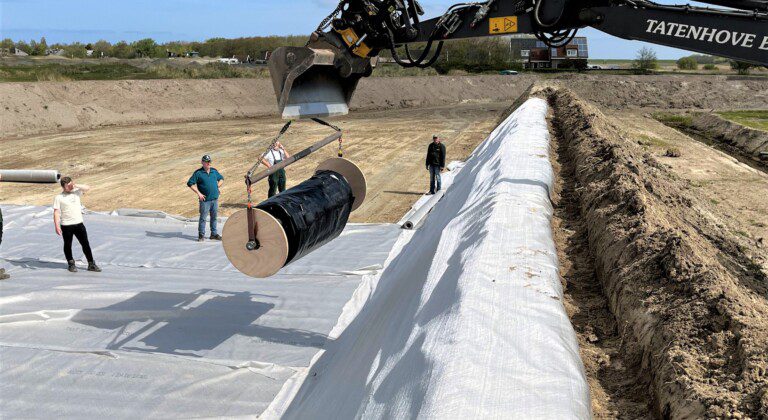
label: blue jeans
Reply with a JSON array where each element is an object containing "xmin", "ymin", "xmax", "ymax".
[
  {"xmin": 429, "ymin": 165, "xmax": 442, "ymax": 194},
  {"xmin": 198, "ymin": 199, "xmax": 218, "ymax": 236}
]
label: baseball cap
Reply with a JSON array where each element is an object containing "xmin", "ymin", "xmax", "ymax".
[{"xmin": 202, "ymin": 154, "xmax": 212, "ymax": 162}]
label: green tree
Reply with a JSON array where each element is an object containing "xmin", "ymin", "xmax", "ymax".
[
  {"xmin": 15, "ymin": 40, "xmax": 30, "ymax": 54},
  {"xmin": 0, "ymin": 38, "xmax": 14, "ymax": 51},
  {"xmin": 132, "ymin": 38, "xmax": 159, "ymax": 58},
  {"xmin": 730, "ymin": 60, "xmax": 755, "ymax": 75},
  {"xmin": 39, "ymin": 37, "xmax": 48, "ymax": 54},
  {"xmin": 632, "ymin": 47, "xmax": 658, "ymax": 73},
  {"xmin": 62, "ymin": 42, "xmax": 87, "ymax": 58},
  {"xmin": 677, "ymin": 56, "xmax": 697, "ymax": 70},
  {"xmin": 110, "ymin": 41, "xmax": 134, "ymax": 59},
  {"xmin": 93, "ymin": 40, "xmax": 111, "ymax": 58}
]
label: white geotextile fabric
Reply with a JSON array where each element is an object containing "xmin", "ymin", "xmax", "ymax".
[
  {"xmin": 0, "ymin": 205, "xmax": 398, "ymax": 275},
  {"xmin": 279, "ymin": 98, "xmax": 591, "ymax": 419},
  {"xmin": 0, "ymin": 206, "xmax": 401, "ymax": 418}
]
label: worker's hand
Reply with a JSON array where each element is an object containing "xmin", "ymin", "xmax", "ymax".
[
  {"xmin": 55, "ymin": 225, "xmax": 62, "ymax": 236},
  {"xmin": 198, "ymin": 193, "xmax": 206, "ymax": 202}
]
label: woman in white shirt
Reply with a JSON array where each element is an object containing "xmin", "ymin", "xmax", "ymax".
[
  {"xmin": 53, "ymin": 176, "xmax": 101, "ymax": 273},
  {"xmin": 261, "ymin": 141, "xmax": 292, "ymax": 198}
]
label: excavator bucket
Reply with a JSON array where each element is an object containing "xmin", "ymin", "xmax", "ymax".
[{"xmin": 268, "ymin": 46, "xmax": 359, "ymax": 120}]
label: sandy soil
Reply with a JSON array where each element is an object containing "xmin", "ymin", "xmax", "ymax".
[
  {"xmin": 550, "ymin": 116, "xmax": 652, "ymax": 419},
  {"xmin": 0, "ymin": 101, "xmax": 515, "ymax": 223},
  {"xmin": 686, "ymin": 113, "xmax": 768, "ymax": 166},
  {"xmin": 546, "ymin": 74, "xmax": 768, "ymax": 111},
  {"xmin": 0, "ymin": 75, "xmax": 535, "ymax": 139},
  {"xmin": 548, "ymin": 87, "xmax": 768, "ymax": 418},
  {"xmin": 611, "ymin": 111, "xmax": 768, "ymax": 248},
  {"xmin": 5, "ymin": 73, "xmax": 767, "ymax": 140}
]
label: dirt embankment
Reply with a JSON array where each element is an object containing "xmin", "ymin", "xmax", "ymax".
[
  {"xmin": 689, "ymin": 113, "xmax": 768, "ymax": 165},
  {"xmin": 548, "ymin": 75, "xmax": 768, "ymax": 110},
  {"xmin": 0, "ymin": 75, "xmax": 534, "ymax": 139},
  {"xmin": 547, "ymin": 87, "xmax": 768, "ymax": 418}
]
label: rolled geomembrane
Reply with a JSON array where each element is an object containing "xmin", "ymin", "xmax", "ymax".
[
  {"xmin": 223, "ymin": 158, "xmax": 367, "ymax": 278},
  {"xmin": 402, "ymin": 189, "xmax": 445, "ymax": 230},
  {"xmin": 0, "ymin": 170, "xmax": 61, "ymax": 184},
  {"xmin": 258, "ymin": 170, "xmax": 353, "ymax": 264}
]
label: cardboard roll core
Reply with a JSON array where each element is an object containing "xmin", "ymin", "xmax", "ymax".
[
  {"xmin": 222, "ymin": 208, "xmax": 289, "ymax": 278},
  {"xmin": 315, "ymin": 158, "xmax": 366, "ymax": 211}
]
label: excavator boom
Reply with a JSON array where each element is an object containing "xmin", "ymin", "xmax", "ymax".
[{"xmin": 269, "ymin": 0, "xmax": 768, "ymax": 119}]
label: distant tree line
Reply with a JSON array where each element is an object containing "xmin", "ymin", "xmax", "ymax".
[
  {"xmin": 385, "ymin": 38, "xmax": 520, "ymax": 74},
  {"xmin": 1, "ymin": 36, "xmax": 307, "ymax": 59}
]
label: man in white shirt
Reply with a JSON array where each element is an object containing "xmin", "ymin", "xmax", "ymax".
[
  {"xmin": 53, "ymin": 176, "xmax": 101, "ymax": 273},
  {"xmin": 260, "ymin": 141, "xmax": 291, "ymax": 198}
]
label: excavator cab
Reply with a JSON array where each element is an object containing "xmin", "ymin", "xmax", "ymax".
[{"xmin": 268, "ymin": 36, "xmax": 374, "ymax": 120}]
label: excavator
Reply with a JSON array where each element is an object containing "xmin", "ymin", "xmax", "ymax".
[{"xmin": 268, "ymin": 0, "xmax": 768, "ymax": 119}]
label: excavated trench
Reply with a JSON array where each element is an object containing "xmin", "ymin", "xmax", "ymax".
[
  {"xmin": 545, "ymin": 87, "xmax": 768, "ymax": 419},
  {"xmin": 655, "ymin": 116, "xmax": 768, "ymax": 175}
]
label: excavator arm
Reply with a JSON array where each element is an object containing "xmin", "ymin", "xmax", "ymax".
[{"xmin": 269, "ymin": 0, "xmax": 768, "ymax": 119}]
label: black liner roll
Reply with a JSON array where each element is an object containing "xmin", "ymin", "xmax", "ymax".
[{"xmin": 257, "ymin": 170, "xmax": 354, "ymax": 265}]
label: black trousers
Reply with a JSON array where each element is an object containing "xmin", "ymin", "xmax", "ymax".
[{"xmin": 62, "ymin": 223, "xmax": 94, "ymax": 263}]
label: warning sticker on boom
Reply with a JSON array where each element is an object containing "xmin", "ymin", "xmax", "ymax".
[{"xmin": 489, "ymin": 16, "xmax": 518, "ymax": 34}]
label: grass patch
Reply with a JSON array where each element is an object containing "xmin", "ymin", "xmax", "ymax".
[
  {"xmin": 653, "ymin": 112, "xmax": 693, "ymax": 127},
  {"xmin": 637, "ymin": 134, "xmax": 669, "ymax": 148},
  {"xmin": 372, "ymin": 64, "xmax": 438, "ymax": 77},
  {"xmin": 0, "ymin": 62, "xmax": 270, "ymax": 82},
  {"xmin": 716, "ymin": 110, "xmax": 768, "ymax": 131}
]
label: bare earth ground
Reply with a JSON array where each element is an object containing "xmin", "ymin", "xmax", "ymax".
[
  {"xmin": 0, "ymin": 101, "xmax": 513, "ymax": 223},
  {"xmin": 611, "ymin": 111, "xmax": 768, "ymax": 247},
  {"xmin": 547, "ymin": 87, "xmax": 768, "ymax": 419},
  {"xmin": 0, "ymin": 75, "xmax": 534, "ymax": 138}
]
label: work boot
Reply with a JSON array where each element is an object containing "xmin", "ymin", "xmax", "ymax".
[
  {"xmin": 210, "ymin": 234, "xmax": 222, "ymax": 241},
  {"xmin": 198, "ymin": 234, "xmax": 205, "ymax": 242},
  {"xmin": 67, "ymin": 260, "xmax": 78, "ymax": 273},
  {"xmin": 0, "ymin": 268, "xmax": 9, "ymax": 280},
  {"xmin": 87, "ymin": 262, "xmax": 102, "ymax": 272}
]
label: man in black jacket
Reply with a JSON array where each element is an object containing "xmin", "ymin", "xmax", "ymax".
[{"xmin": 425, "ymin": 135, "xmax": 446, "ymax": 195}]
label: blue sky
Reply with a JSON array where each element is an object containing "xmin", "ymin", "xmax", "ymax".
[{"xmin": 1, "ymin": 0, "xmax": 704, "ymax": 59}]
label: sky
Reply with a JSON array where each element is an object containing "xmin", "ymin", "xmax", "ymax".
[{"xmin": 0, "ymin": 0, "xmax": 708, "ymax": 59}]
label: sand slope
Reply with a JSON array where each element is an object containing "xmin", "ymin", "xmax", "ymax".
[{"xmin": 0, "ymin": 75, "xmax": 535, "ymax": 139}]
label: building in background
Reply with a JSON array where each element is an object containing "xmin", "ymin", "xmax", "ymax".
[{"xmin": 509, "ymin": 34, "xmax": 588, "ymax": 69}]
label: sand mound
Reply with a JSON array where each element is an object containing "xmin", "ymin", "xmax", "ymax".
[
  {"xmin": 690, "ymin": 113, "xmax": 768, "ymax": 165},
  {"xmin": 0, "ymin": 75, "xmax": 534, "ymax": 139},
  {"xmin": 551, "ymin": 75, "xmax": 768, "ymax": 110},
  {"xmin": 547, "ymin": 87, "xmax": 768, "ymax": 418}
]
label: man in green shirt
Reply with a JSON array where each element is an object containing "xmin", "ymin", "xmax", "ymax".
[{"xmin": 187, "ymin": 155, "xmax": 224, "ymax": 242}]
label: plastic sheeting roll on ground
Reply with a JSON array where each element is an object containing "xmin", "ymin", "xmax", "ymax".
[
  {"xmin": 0, "ymin": 169, "xmax": 61, "ymax": 183},
  {"xmin": 223, "ymin": 158, "xmax": 367, "ymax": 278},
  {"xmin": 401, "ymin": 189, "xmax": 444, "ymax": 229}
]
